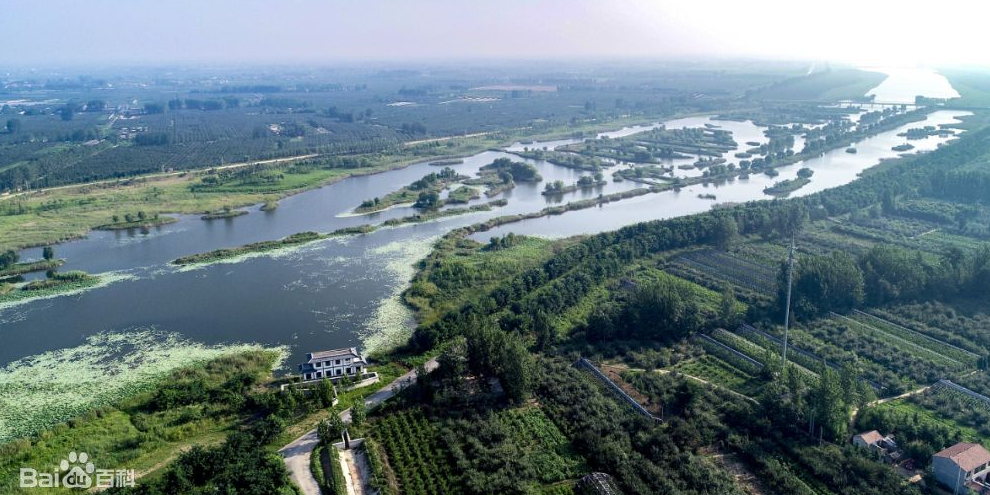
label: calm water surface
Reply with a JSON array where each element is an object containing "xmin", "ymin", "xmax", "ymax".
[{"xmin": 0, "ymin": 100, "xmax": 969, "ymax": 371}]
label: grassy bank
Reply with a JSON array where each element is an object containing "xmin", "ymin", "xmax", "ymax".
[
  {"xmin": 0, "ymin": 259, "xmax": 64, "ymax": 277},
  {"xmin": 0, "ymin": 339, "xmax": 287, "ymax": 493},
  {"xmin": 173, "ymin": 231, "xmax": 325, "ymax": 265},
  {"xmin": 172, "ymin": 200, "xmax": 508, "ymax": 266},
  {"xmin": 0, "ymin": 271, "xmax": 100, "ymax": 305},
  {"xmin": 95, "ymin": 215, "xmax": 178, "ymax": 230},
  {"xmin": 0, "ymin": 114, "xmax": 674, "ymax": 252}
]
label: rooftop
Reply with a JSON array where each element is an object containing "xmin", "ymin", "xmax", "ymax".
[
  {"xmin": 855, "ymin": 430, "xmax": 884, "ymax": 445},
  {"xmin": 306, "ymin": 347, "xmax": 363, "ymax": 361},
  {"xmin": 934, "ymin": 443, "xmax": 990, "ymax": 472}
]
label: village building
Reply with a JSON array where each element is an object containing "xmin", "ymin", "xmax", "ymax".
[
  {"xmin": 932, "ymin": 442, "xmax": 990, "ymax": 494},
  {"xmin": 851, "ymin": 430, "xmax": 902, "ymax": 463},
  {"xmin": 299, "ymin": 347, "xmax": 367, "ymax": 382}
]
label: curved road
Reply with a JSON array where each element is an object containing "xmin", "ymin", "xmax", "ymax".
[{"xmin": 278, "ymin": 358, "xmax": 438, "ymax": 495}]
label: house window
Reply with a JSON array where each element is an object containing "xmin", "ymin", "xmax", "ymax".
[
  {"xmin": 336, "ymin": 359, "xmax": 341, "ymax": 365},
  {"xmin": 316, "ymin": 371, "xmax": 323, "ymax": 378},
  {"xmin": 346, "ymin": 367, "xmax": 351, "ymax": 374},
  {"xmin": 304, "ymin": 373, "xmax": 312, "ymax": 380},
  {"xmin": 336, "ymin": 369, "xmax": 342, "ymax": 375},
  {"xmin": 323, "ymin": 361, "xmax": 330, "ymax": 367},
  {"xmin": 314, "ymin": 361, "xmax": 322, "ymax": 368}
]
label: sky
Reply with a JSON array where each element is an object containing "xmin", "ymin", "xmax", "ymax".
[{"xmin": 2, "ymin": 0, "xmax": 989, "ymax": 66}]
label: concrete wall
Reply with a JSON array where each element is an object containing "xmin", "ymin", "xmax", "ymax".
[{"xmin": 933, "ymin": 456, "xmax": 967, "ymax": 494}]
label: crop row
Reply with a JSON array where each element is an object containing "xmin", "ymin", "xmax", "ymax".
[
  {"xmin": 850, "ymin": 311, "xmax": 979, "ymax": 367},
  {"xmin": 831, "ymin": 313, "xmax": 966, "ymax": 370},
  {"xmin": 674, "ymin": 355, "xmax": 759, "ymax": 395},
  {"xmin": 373, "ymin": 409, "xmax": 456, "ymax": 495},
  {"xmin": 695, "ymin": 333, "xmax": 763, "ymax": 375},
  {"xmin": 675, "ymin": 249, "xmax": 777, "ymax": 294}
]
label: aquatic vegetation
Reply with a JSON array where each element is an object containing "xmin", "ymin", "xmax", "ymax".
[
  {"xmin": 361, "ymin": 236, "xmax": 438, "ymax": 353},
  {"xmin": 0, "ymin": 329, "xmax": 285, "ymax": 444},
  {"xmin": 0, "ymin": 270, "xmax": 135, "ymax": 311}
]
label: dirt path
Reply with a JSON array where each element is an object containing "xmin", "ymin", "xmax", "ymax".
[
  {"xmin": 339, "ymin": 447, "xmax": 370, "ymax": 495},
  {"xmin": 279, "ymin": 358, "xmax": 439, "ymax": 495}
]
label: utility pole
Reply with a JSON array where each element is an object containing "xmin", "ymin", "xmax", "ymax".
[{"xmin": 781, "ymin": 234, "xmax": 796, "ymax": 376}]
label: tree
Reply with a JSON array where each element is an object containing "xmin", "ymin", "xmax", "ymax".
[
  {"xmin": 5, "ymin": 118, "xmax": 20, "ymax": 134},
  {"xmin": 498, "ymin": 334, "xmax": 534, "ymax": 403},
  {"xmin": 414, "ymin": 190, "xmax": 439, "ymax": 209},
  {"xmin": 533, "ymin": 310, "xmax": 555, "ymax": 351},
  {"xmin": 626, "ymin": 279, "xmax": 703, "ymax": 341},
  {"xmin": 783, "ymin": 251, "xmax": 864, "ymax": 317},
  {"xmin": 314, "ymin": 379, "xmax": 336, "ymax": 408},
  {"xmin": 437, "ymin": 335, "xmax": 468, "ymax": 383},
  {"xmin": 350, "ymin": 400, "xmax": 367, "ymax": 427},
  {"xmin": 317, "ymin": 412, "xmax": 345, "ymax": 446},
  {"xmin": 810, "ymin": 368, "xmax": 849, "ymax": 441},
  {"xmin": 0, "ymin": 249, "xmax": 19, "ymax": 269},
  {"xmin": 42, "ymin": 246, "xmax": 54, "ymax": 261},
  {"xmin": 719, "ymin": 288, "xmax": 740, "ymax": 327},
  {"xmin": 859, "ymin": 245, "xmax": 929, "ymax": 304},
  {"xmin": 711, "ymin": 215, "xmax": 739, "ymax": 250}
]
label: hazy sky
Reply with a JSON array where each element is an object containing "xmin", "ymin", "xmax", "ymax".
[{"xmin": 2, "ymin": 0, "xmax": 988, "ymax": 66}]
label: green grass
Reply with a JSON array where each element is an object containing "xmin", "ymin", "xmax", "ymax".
[
  {"xmin": 0, "ymin": 272, "xmax": 101, "ymax": 305},
  {"xmin": 0, "ymin": 259, "xmax": 64, "ymax": 277},
  {"xmin": 0, "ymin": 350, "xmax": 282, "ymax": 494},
  {"xmin": 404, "ymin": 234, "xmax": 569, "ymax": 326},
  {"xmin": 872, "ymin": 399, "xmax": 988, "ymax": 449},
  {"xmin": 672, "ymin": 355, "xmax": 762, "ymax": 396}
]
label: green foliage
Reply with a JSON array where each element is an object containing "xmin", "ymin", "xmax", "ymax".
[
  {"xmin": 318, "ymin": 412, "xmax": 345, "ymax": 446},
  {"xmin": 350, "ymin": 400, "xmax": 367, "ymax": 427},
  {"xmin": 782, "ymin": 251, "xmax": 864, "ymax": 317},
  {"xmin": 363, "ymin": 437, "xmax": 397, "ymax": 495},
  {"xmin": 315, "ymin": 379, "xmax": 336, "ymax": 408},
  {"xmin": 0, "ymin": 249, "xmax": 18, "ymax": 270},
  {"xmin": 372, "ymin": 409, "xmax": 456, "ymax": 495}
]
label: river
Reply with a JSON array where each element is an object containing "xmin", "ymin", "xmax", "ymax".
[{"xmin": 0, "ymin": 68, "xmax": 967, "ymax": 409}]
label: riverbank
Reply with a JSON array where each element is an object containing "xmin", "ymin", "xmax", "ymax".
[
  {"xmin": 172, "ymin": 199, "xmax": 509, "ymax": 266},
  {"xmin": 0, "ymin": 271, "xmax": 101, "ymax": 305},
  {"xmin": 0, "ymin": 346, "xmax": 286, "ymax": 493},
  {"xmin": 0, "ymin": 258, "xmax": 64, "ymax": 277},
  {"xmin": 95, "ymin": 215, "xmax": 178, "ymax": 231},
  {"xmin": 0, "ymin": 114, "xmax": 674, "ymax": 253}
]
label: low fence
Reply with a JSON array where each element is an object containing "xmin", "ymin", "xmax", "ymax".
[
  {"xmin": 574, "ymin": 358, "xmax": 662, "ymax": 423},
  {"xmin": 934, "ymin": 379, "xmax": 990, "ymax": 410}
]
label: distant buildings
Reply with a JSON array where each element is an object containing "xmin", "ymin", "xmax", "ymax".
[
  {"xmin": 299, "ymin": 347, "xmax": 367, "ymax": 382},
  {"xmin": 932, "ymin": 442, "xmax": 990, "ymax": 494}
]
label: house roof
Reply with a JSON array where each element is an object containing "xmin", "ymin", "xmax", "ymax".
[
  {"xmin": 306, "ymin": 347, "xmax": 362, "ymax": 362},
  {"xmin": 934, "ymin": 443, "xmax": 990, "ymax": 472},
  {"xmin": 854, "ymin": 430, "xmax": 884, "ymax": 445}
]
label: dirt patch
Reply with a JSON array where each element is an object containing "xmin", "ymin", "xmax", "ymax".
[
  {"xmin": 600, "ymin": 364, "xmax": 662, "ymax": 415},
  {"xmin": 708, "ymin": 450, "xmax": 771, "ymax": 495}
]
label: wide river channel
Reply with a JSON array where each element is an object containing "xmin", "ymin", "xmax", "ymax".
[{"xmin": 0, "ymin": 68, "xmax": 970, "ymax": 375}]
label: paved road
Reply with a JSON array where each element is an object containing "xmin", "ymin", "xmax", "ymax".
[{"xmin": 279, "ymin": 358, "xmax": 438, "ymax": 495}]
